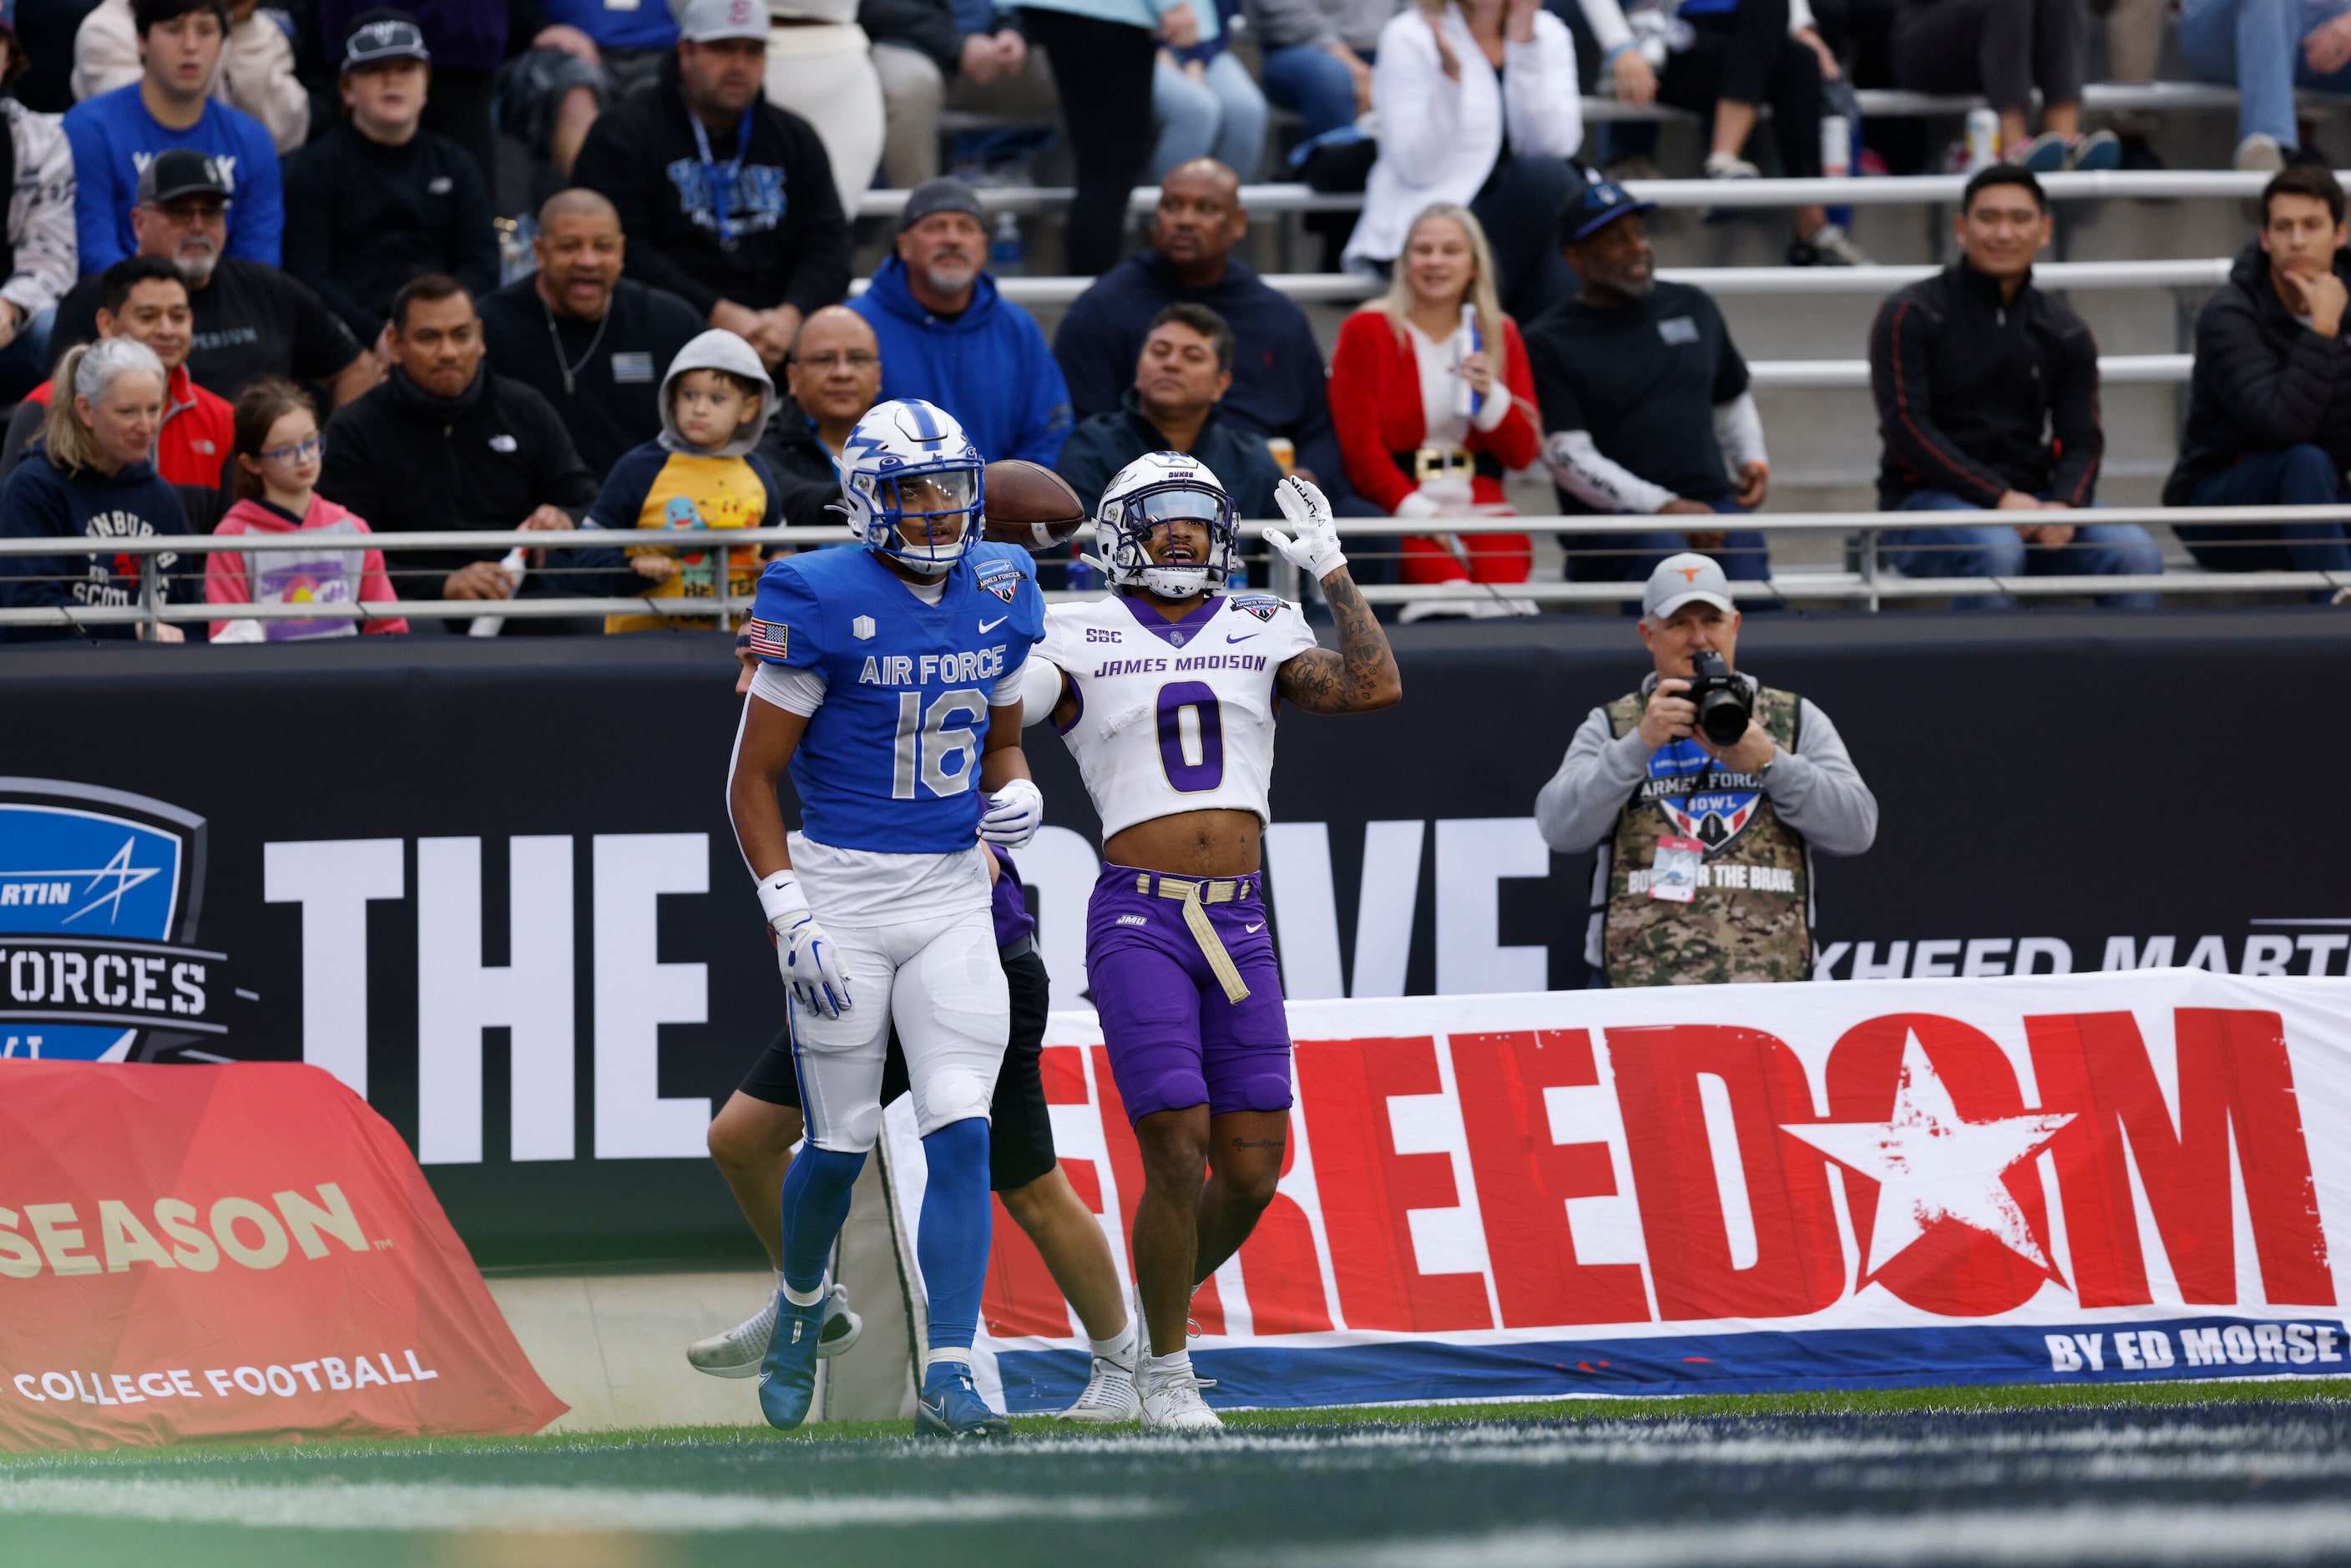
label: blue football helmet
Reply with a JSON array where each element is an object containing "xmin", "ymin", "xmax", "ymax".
[
  {"xmin": 840, "ymin": 399, "xmax": 986, "ymax": 576},
  {"xmin": 1093, "ymin": 451, "xmax": 1238, "ymax": 599}
]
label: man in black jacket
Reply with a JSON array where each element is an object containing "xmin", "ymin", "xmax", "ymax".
[
  {"xmin": 2165, "ymin": 164, "xmax": 2351, "ymax": 575},
  {"xmin": 282, "ymin": 10, "xmax": 500, "ymax": 348},
  {"xmin": 1867, "ymin": 165, "xmax": 2161, "ymax": 609},
  {"xmin": 758, "ymin": 302, "xmax": 877, "ymax": 527},
  {"xmin": 569, "ymin": 0, "xmax": 851, "ymax": 373},
  {"xmin": 1054, "ymin": 161, "xmax": 1344, "ymax": 501},
  {"xmin": 478, "ymin": 188, "xmax": 703, "ymax": 481},
  {"xmin": 319, "ymin": 275, "xmax": 602, "ymax": 625}
]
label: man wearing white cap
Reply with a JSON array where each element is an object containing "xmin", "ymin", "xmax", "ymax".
[
  {"xmin": 571, "ymin": 0, "xmax": 852, "ymax": 371},
  {"xmin": 1534, "ymin": 553, "xmax": 1878, "ymax": 988}
]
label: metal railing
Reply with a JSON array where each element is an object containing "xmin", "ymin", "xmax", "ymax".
[
  {"xmin": 854, "ymin": 256, "xmax": 2237, "ymax": 311},
  {"xmin": 1585, "ymin": 79, "xmax": 2349, "ymax": 123},
  {"xmin": 850, "ymin": 167, "xmax": 2340, "ymax": 223},
  {"xmin": 0, "ymin": 508, "xmax": 2340, "ymax": 637}
]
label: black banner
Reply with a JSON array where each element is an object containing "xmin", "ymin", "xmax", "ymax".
[{"xmin": 0, "ymin": 608, "xmax": 2339, "ymax": 1267}]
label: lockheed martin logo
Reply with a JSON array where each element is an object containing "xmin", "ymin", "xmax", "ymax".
[{"xmin": 0, "ymin": 778, "xmax": 230, "ymax": 1063}]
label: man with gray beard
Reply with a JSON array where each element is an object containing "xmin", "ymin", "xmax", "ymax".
[
  {"xmin": 48, "ymin": 149, "xmax": 373, "ymax": 406},
  {"xmin": 846, "ymin": 176, "xmax": 1071, "ymax": 466}
]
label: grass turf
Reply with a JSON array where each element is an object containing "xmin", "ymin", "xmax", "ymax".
[
  {"xmin": 2, "ymin": 1375, "xmax": 2343, "ymax": 1464},
  {"xmin": 3, "ymin": 1378, "xmax": 2348, "ymax": 1568}
]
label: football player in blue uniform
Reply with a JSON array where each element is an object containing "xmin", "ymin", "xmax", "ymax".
[{"xmin": 726, "ymin": 398, "xmax": 1048, "ymax": 1439}]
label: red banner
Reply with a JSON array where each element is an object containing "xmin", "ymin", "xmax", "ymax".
[
  {"xmin": 881, "ymin": 971, "xmax": 2351, "ymax": 1410},
  {"xmin": 0, "ymin": 1062, "xmax": 565, "ymax": 1449}
]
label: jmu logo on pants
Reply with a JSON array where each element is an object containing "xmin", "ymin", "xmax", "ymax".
[
  {"xmin": 898, "ymin": 971, "xmax": 2351, "ymax": 1413},
  {"xmin": 0, "ymin": 779, "xmax": 216, "ymax": 1062}
]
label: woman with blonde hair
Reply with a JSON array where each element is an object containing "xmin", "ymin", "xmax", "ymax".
[
  {"xmin": 1329, "ymin": 201, "xmax": 1542, "ymax": 618},
  {"xmin": 0, "ymin": 337, "xmax": 197, "ymax": 642},
  {"xmin": 1344, "ymin": 0, "xmax": 1583, "ymax": 319}
]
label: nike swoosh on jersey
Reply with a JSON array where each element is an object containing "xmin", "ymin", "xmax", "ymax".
[
  {"xmin": 1226, "ymin": 632, "xmax": 1258, "ymax": 643},
  {"xmin": 979, "ymin": 616, "xmax": 1009, "ymax": 632},
  {"xmin": 1245, "ymin": 922, "xmax": 1264, "ymax": 933}
]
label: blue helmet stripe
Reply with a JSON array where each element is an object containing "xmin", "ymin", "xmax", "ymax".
[{"xmin": 907, "ymin": 401, "xmax": 942, "ymax": 443}]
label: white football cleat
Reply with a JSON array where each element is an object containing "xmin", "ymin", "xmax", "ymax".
[
  {"xmin": 1138, "ymin": 1361, "xmax": 1223, "ymax": 1432},
  {"xmin": 1056, "ymin": 1353, "xmax": 1141, "ymax": 1424},
  {"xmin": 686, "ymin": 1284, "xmax": 861, "ymax": 1378}
]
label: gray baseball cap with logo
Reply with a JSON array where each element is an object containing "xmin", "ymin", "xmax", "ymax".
[
  {"xmin": 1643, "ymin": 552, "xmax": 1737, "ymax": 620},
  {"xmin": 679, "ymin": 0, "xmax": 768, "ymax": 43}
]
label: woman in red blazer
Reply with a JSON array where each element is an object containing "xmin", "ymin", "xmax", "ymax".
[{"xmin": 1329, "ymin": 201, "xmax": 1542, "ymax": 616}]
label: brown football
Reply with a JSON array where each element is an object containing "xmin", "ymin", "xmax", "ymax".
[{"xmin": 982, "ymin": 458, "xmax": 1088, "ymax": 551}]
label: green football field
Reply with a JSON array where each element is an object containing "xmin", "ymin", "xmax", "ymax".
[{"xmin": 3, "ymin": 1380, "xmax": 2349, "ymax": 1568}]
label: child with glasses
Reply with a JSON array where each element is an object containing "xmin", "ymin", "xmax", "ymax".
[{"xmin": 206, "ymin": 377, "xmax": 407, "ymax": 641}]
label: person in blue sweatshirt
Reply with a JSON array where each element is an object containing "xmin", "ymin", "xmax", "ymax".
[
  {"xmin": 847, "ymin": 176, "xmax": 1071, "ymax": 467},
  {"xmin": 1054, "ymin": 159, "xmax": 1353, "ymax": 505},
  {"xmin": 63, "ymin": 0, "xmax": 283, "ymax": 274},
  {"xmin": 0, "ymin": 337, "xmax": 198, "ymax": 641}
]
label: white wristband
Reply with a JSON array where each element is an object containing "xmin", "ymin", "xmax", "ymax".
[{"xmin": 756, "ymin": 870, "xmax": 807, "ymax": 926}]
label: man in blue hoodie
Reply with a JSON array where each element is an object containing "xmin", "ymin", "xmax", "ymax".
[
  {"xmin": 63, "ymin": 0, "xmax": 283, "ymax": 274},
  {"xmin": 848, "ymin": 176, "xmax": 1071, "ymax": 468}
]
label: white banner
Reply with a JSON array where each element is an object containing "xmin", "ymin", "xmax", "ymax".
[{"xmin": 882, "ymin": 969, "xmax": 2351, "ymax": 1411}]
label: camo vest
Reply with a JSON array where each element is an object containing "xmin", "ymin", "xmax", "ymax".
[{"xmin": 1601, "ymin": 683, "xmax": 1809, "ymax": 987}]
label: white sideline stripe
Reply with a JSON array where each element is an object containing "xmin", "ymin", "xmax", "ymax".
[
  {"xmin": 0, "ymin": 1477, "xmax": 1160, "ymax": 1535},
  {"xmin": 1261, "ymin": 1503, "xmax": 2351, "ymax": 1566},
  {"xmin": 886, "ymin": 1417, "xmax": 2344, "ymax": 1466}
]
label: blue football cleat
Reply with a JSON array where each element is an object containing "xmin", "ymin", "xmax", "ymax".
[
  {"xmin": 916, "ymin": 1365, "xmax": 1009, "ymax": 1439},
  {"xmin": 756, "ymin": 1291, "xmax": 827, "ymax": 1429}
]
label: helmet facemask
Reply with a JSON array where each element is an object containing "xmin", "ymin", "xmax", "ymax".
[
  {"xmin": 858, "ymin": 463, "xmax": 983, "ymax": 576},
  {"xmin": 1100, "ymin": 482, "xmax": 1238, "ymax": 599}
]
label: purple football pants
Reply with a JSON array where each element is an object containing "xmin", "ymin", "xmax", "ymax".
[{"xmin": 1085, "ymin": 862, "xmax": 1295, "ymax": 1123}]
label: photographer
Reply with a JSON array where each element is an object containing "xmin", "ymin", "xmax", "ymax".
[{"xmin": 1534, "ymin": 553, "xmax": 1877, "ymax": 987}]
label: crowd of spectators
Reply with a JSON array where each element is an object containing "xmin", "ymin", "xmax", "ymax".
[{"xmin": 0, "ymin": 0, "xmax": 2341, "ymax": 643}]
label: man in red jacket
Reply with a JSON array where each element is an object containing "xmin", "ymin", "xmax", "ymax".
[{"xmin": 1, "ymin": 255, "xmax": 232, "ymax": 490}]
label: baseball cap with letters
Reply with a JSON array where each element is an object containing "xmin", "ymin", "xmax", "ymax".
[
  {"xmin": 136, "ymin": 148, "xmax": 230, "ymax": 206},
  {"xmin": 680, "ymin": 0, "xmax": 768, "ymax": 43},
  {"xmin": 1643, "ymin": 553, "xmax": 1737, "ymax": 620},
  {"xmin": 341, "ymin": 9, "xmax": 429, "ymax": 69}
]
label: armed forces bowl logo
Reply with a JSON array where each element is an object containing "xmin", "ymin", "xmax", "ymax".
[
  {"xmin": 0, "ymin": 778, "xmax": 230, "ymax": 1062},
  {"xmin": 1649, "ymin": 742, "xmax": 1762, "ymax": 849}
]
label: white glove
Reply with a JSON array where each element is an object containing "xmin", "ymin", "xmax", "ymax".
[
  {"xmin": 1262, "ymin": 474, "xmax": 1347, "ymax": 582},
  {"xmin": 978, "ymin": 776, "xmax": 1044, "ymax": 847},
  {"xmin": 757, "ymin": 873, "xmax": 853, "ymax": 1019}
]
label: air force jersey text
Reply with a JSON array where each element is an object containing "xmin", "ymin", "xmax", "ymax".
[{"xmin": 748, "ymin": 544, "xmax": 1045, "ymax": 853}]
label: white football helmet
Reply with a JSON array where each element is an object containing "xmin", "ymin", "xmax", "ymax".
[
  {"xmin": 840, "ymin": 398, "xmax": 985, "ymax": 576},
  {"xmin": 1093, "ymin": 451, "xmax": 1238, "ymax": 599}
]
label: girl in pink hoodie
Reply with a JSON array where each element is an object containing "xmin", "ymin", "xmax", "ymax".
[{"xmin": 208, "ymin": 377, "xmax": 408, "ymax": 641}]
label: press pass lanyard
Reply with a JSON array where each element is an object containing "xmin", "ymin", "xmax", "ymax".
[{"xmin": 690, "ymin": 112, "xmax": 753, "ymax": 248}]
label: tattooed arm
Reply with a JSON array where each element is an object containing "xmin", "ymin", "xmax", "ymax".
[{"xmin": 1276, "ymin": 567, "xmax": 1403, "ymax": 714}]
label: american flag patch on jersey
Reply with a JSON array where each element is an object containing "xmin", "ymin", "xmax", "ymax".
[{"xmin": 746, "ymin": 619, "xmax": 789, "ymax": 660}]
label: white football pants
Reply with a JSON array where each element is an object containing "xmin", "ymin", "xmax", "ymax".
[{"xmin": 787, "ymin": 903, "xmax": 1009, "ymax": 1153}]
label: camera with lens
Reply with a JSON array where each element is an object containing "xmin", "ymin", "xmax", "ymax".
[{"xmin": 1684, "ymin": 651, "xmax": 1752, "ymax": 746}]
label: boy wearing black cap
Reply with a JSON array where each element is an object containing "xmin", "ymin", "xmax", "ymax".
[
  {"xmin": 1524, "ymin": 180, "xmax": 1775, "ymax": 592},
  {"xmin": 283, "ymin": 10, "xmax": 499, "ymax": 346},
  {"xmin": 62, "ymin": 0, "xmax": 283, "ymax": 273}
]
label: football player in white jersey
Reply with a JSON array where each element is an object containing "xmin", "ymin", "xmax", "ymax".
[{"xmin": 1019, "ymin": 453, "xmax": 1401, "ymax": 1429}]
